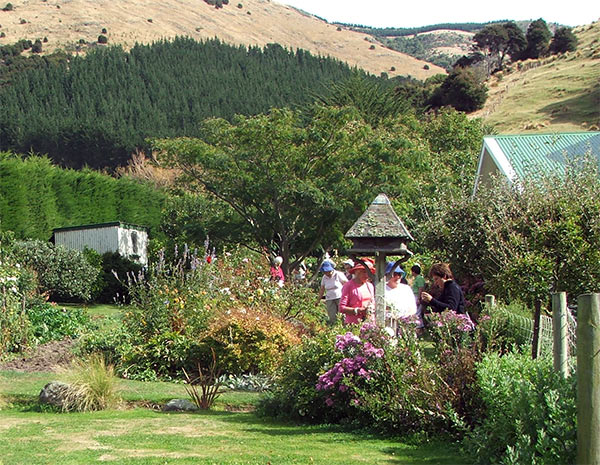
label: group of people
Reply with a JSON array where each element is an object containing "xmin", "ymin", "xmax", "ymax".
[
  {"xmin": 269, "ymin": 253, "xmax": 466, "ymax": 329},
  {"xmin": 316, "ymin": 257, "xmax": 466, "ymax": 328}
]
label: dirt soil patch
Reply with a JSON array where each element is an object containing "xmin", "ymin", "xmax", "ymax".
[{"xmin": 0, "ymin": 339, "xmax": 75, "ymax": 373}]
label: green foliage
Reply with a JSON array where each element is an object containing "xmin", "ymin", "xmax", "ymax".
[
  {"xmin": 473, "ymin": 22, "xmax": 526, "ymax": 72},
  {"xmin": 260, "ymin": 321, "xmax": 481, "ymax": 436},
  {"xmin": 429, "ymin": 67, "xmax": 488, "ymax": 112},
  {"xmin": 0, "ymin": 154, "xmax": 165, "ymax": 240},
  {"xmin": 59, "ymin": 354, "xmax": 122, "ymax": 412},
  {"xmin": 550, "ymin": 27, "xmax": 578, "ymax": 54},
  {"xmin": 0, "ymin": 38, "xmax": 367, "ymax": 170},
  {"xmin": 97, "ymin": 35, "xmax": 108, "ymax": 44},
  {"xmin": 12, "ymin": 240, "xmax": 99, "ymax": 301},
  {"xmin": 421, "ymin": 157, "xmax": 600, "ymax": 303},
  {"xmin": 95, "ymin": 252, "xmax": 142, "ymax": 304},
  {"xmin": 104, "ymin": 247, "xmax": 311, "ymax": 380},
  {"xmin": 0, "ymin": 249, "xmax": 34, "ymax": 354},
  {"xmin": 524, "ymin": 18, "xmax": 552, "ymax": 59},
  {"xmin": 465, "ymin": 351, "xmax": 576, "ymax": 465},
  {"xmin": 154, "ymin": 105, "xmax": 453, "ymax": 272},
  {"xmin": 26, "ymin": 300, "xmax": 92, "ymax": 344}
]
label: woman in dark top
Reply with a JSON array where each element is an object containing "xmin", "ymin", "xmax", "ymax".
[{"xmin": 420, "ymin": 263, "xmax": 466, "ymax": 314}]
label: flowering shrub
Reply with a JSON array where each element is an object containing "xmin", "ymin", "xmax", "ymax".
[
  {"xmin": 316, "ymin": 325, "xmax": 385, "ymax": 408},
  {"xmin": 260, "ymin": 320, "xmax": 470, "ymax": 436},
  {"xmin": 115, "ymin": 245, "xmax": 317, "ymax": 379},
  {"xmin": 0, "ymin": 258, "xmax": 33, "ymax": 354},
  {"xmin": 427, "ymin": 310, "xmax": 475, "ymax": 351}
]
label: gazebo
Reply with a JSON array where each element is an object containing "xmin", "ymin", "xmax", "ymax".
[{"xmin": 345, "ymin": 193, "xmax": 413, "ymax": 326}]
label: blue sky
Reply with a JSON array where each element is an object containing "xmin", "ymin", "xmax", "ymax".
[{"xmin": 277, "ymin": 0, "xmax": 599, "ymax": 28}]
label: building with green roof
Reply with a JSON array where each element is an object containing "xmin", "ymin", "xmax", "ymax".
[{"xmin": 472, "ymin": 132, "xmax": 600, "ymax": 196}]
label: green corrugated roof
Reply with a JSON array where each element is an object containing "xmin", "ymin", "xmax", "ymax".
[{"xmin": 491, "ymin": 132, "xmax": 600, "ymax": 179}]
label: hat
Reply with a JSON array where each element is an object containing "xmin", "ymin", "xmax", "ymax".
[
  {"xmin": 274, "ymin": 256, "xmax": 283, "ymax": 265},
  {"xmin": 320, "ymin": 262, "xmax": 335, "ymax": 272},
  {"xmin": 348, "ymin": 257, "xmax": 375, "ymax": 274},
  {"xmin": 343, "ymin": 259, "xmax": 354, "ymax": 267},
  {"xmin": 385, "ymin": 262, "xmax": 406, "ymax": 277}
]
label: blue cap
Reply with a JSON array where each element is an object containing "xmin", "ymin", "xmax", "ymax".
[
  {"xmin": 385, "ymin": 262, "xmax": 405, "ymax": 277},
  {"xmin": 320, "ymin": 262, "xmax": 335, "ymax": 272}
]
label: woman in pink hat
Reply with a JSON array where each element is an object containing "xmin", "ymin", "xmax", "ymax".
[{"xmin": 338, "ymin": 258, "xmax": 375, "ymax": 325}]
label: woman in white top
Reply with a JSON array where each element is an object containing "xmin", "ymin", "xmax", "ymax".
[
  {"xmin": 385, "ymin": 264, "xmax": 419, "ymax": 332},
  {"xmin": 316, "ymin": 261, "xmax": 348, "ymax": 325}
]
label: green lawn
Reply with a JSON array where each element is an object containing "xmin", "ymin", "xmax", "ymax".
[
  {"xmin": 0, "ymin": 370, "xmax": 468, "ymax": 465},
  {"xmin": 61, "ymin": 303, "xmax": 123, "ymax": 331}
]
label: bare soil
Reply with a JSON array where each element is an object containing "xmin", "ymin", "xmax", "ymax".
[{"xmin": 0, "ymin": 338, "xmax": 75, "ymax": 373}]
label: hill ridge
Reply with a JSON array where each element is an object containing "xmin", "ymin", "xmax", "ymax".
[{"xmin": 0, "ymin": 0, "xmax": 445, "ymax": 79}]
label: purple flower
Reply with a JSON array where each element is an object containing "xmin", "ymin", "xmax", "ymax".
[{"xmin": 325, "ymin": 398, "xmax": 334, "ymax": 407}]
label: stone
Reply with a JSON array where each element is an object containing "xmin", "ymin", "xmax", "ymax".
[
  {"xmin": 162, "ymin": 399, "xmax": 199, "ymax": 412},
  {"xmin": 39, "ymin": 381, "xmax": 70, "ymax": 408}
]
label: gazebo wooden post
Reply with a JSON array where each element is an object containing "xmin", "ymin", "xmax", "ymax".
[{"xmin": 345, "ymin": 193, "xmax": 413, "ymax": 328}]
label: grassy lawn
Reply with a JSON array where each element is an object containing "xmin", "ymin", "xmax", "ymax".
[
  {"xmin": 0, "ymin": 370, "xmax": 468, "ymax": 465},
  {"xmin": 61, "ymin": 303, "xmax": 123, "ymax": 331}
]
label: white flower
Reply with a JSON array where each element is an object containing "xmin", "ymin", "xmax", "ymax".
[
  {"xmin": 240, "ymin": 309, "xmax": 247, "ymax": 314},
  {"xmin": 220, "ymin": 287, "xmax": 231, "ymax": 295}
]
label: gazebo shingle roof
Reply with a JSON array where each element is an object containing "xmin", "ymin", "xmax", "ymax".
[{"xmin": 345, "ymin": 194, "xmax": 413, "ymax": 241}]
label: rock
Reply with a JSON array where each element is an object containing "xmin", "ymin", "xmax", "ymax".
[
  {"xmin": 39, "ymin": 381, "xmax": 70, "ymax": 408},
  {"xmin": 162, "ymin": 399, "xmax": 199, "ymax": 412}
]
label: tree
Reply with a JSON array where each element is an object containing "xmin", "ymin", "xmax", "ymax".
[
  {"xmin": 473, "ymin": 22, "xmax": 526, "ymax": 74},
  {"xmin": 429, "ymin": 67, "xmax": 487, "ymax": 112},
  {"xmin": 550, "ymin": 27, "xmax": 578, "ymax": 54},
  {"xmin": 524, "ymin": 19, "xmax": 552, "ymax": 59},
  {"xmin": 420, "ymin": 156, "xmax": 600, "ymax": 305},
  {"xmin": 153, "ymin": 106, "xmax": 406, "ymax": 275}
]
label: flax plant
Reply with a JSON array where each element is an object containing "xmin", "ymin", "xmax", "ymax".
[{"xmin": 183, "ymin": 348, "xmax": 225, "ymax": 409}]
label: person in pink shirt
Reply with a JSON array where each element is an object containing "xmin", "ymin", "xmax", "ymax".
[{"xmin": 339, "ymin": 258, "xmax": 375, "ymax": 325}]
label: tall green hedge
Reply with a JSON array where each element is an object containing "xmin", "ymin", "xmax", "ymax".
[{"xmin": 0, "ymin": 153, "xmax": 165, "ymax": 240}]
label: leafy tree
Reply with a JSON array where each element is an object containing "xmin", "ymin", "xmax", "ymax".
[
  {"xmin": 473, "ymin": 22, "xmax": 526, "ymax": 74},
  {"xmin": 550, "ymin": 27, "xmax": 578, "ymax": 54},
  {"xmin": 31, "ymin": 39, "xmax": 43, "ymax": 54},
  {"xmin": 524, "ymin": 19, "xmax": 552, "ymax": 59},
  {"xmin": 153, "ymin": 106, "xmax": 408, "ymax": 274},
  {"xmin": 429, "ymin": 67, "xmax": 487, "ymax": 112},
  {"xmin": 420, "ymin": 156, "xmax": 600, "ymax": 305}
]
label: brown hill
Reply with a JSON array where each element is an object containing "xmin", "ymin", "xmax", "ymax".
[{"xmin": 0, "ymin": 0, "xmax": 445, "ymax": 79}]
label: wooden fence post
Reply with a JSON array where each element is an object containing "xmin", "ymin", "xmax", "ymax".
[
  {"xmin": 552, "ymin": 292, "xmax": 569, "ymax": 377},
  {"xmin": 577, "ymin": 293, "xmax": 600, "ymax": 465},
  {"xmin": 484, "ymin": 294, "xmax": 495, "ymax": 308},
  {"xmin": 531, "ymin": 300, "xmax": 542, "ymax": 359}
]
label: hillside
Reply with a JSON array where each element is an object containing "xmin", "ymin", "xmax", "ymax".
[
  {"xmin": 472, "ymin": 21, "xmax": 600, "ymax": 133},
  {"xmin": 0, "ymin": 0, "xmax": 445, "ymax": 79}
]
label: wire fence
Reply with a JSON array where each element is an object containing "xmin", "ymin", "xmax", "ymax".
[{"xmin": 492, "ymin": 301, "xmax": 577, "ymax": 367}]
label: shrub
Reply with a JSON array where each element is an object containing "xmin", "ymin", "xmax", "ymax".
[
  {"xmin": 12, "ymin": 240, "xmax": 99, "ymax": 301},
  {"xmin": 257, "ymin": 328, "xmax": 340, "ymax": 423},
  {"xmin": 59, "ymin": 354, "xmax": 121, "ymax": 412},
  {"xmin": 97, "ymin": 35, "xmax": 108, "ymax": 44},
  {"xmin": 465, "ymin": 351, "xmax": 576, "ymax": 465},
  {"xmin": 2, "ymin": 3, "xmax": 13, "ymax": 11},
  {"xmin": 201, "ymin": 306, "xmax": 301, "ymax": 375},
  {"xmin": 0, "ymin": 257, "xmax": 34, "ymax": 354},
  {"xmin": 26, "ymin": 300, "xmax": 91, "ymax": 344},
  {"xmin": 96, "ymin": 251, "xmax": 142, "ymax": 304},
  {"xmin": 260, "ymin": 321, "xmax": 470, "ymax": 436}
]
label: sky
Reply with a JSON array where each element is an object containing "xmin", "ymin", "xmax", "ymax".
[{"xmin": 277, "ymin": 0, "xmax": 599, "ymax": 28}]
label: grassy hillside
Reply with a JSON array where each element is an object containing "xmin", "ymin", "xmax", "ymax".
[
  {"xmin": 0, "ymin": 0, "xmax": 445, "ymax": 79},
  {"xmin": 472, "ymin": 21, "xmax": 600, "ymax": 133}
]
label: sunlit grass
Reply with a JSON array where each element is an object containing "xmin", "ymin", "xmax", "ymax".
[{"xmin": 0, "ymin": 369, "xmax": 467, "ymax": 464}]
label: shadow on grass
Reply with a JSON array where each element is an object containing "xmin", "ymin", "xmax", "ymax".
[{"xmin": 539, "ymin": 84, "xmax": 600, "ymax": 125}]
